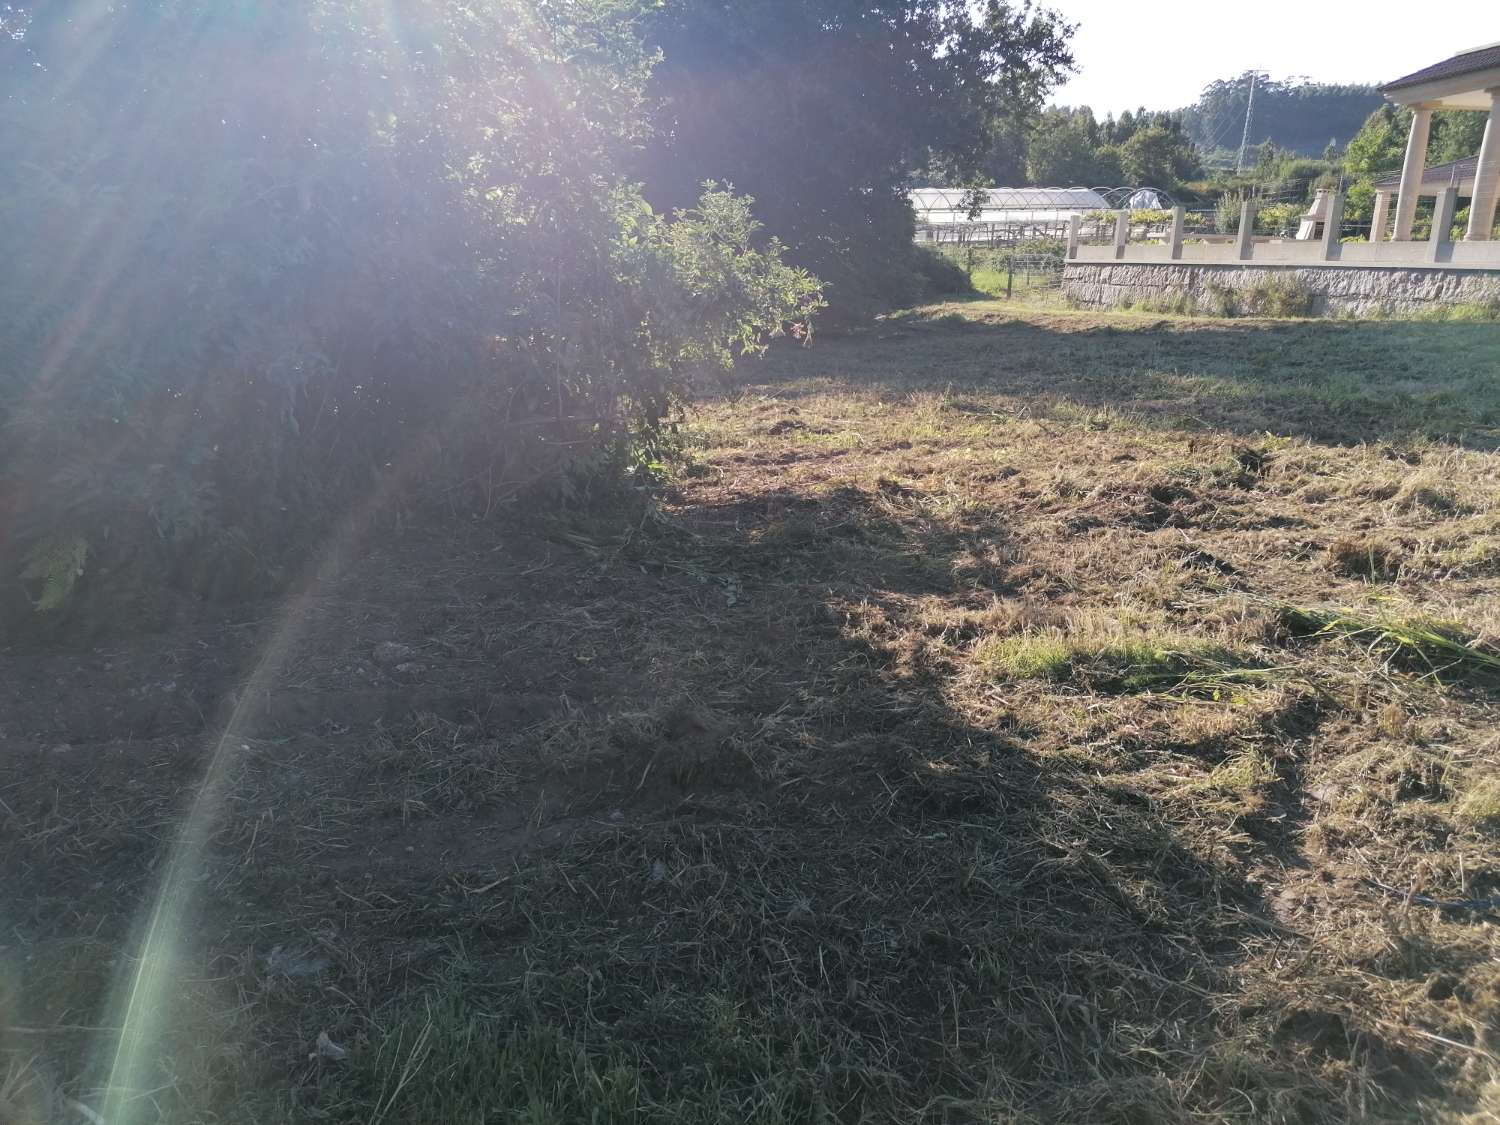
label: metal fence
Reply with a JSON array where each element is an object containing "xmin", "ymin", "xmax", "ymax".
[{"xmin": 1005, "ymin": 253, "xmax": 1064, "ymax": 294}]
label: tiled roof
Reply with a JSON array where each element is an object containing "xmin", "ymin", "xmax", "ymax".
[
  {"xmin": 1382, "ymin": 43, "xmax": 1500, "ymax": 92},
  {"xmin": 1371, "ymin": 155, "xmax": 1480, "ymax": 190}
]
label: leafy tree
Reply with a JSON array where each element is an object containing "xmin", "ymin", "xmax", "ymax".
[
  {"xmin": 1026, "ymin": 107, "xmax": 1106, "ymax": 184},
  {"xmin": 1344, "ymin": 104, "xmax": 1410, "ymax": 176},
  {"xmin": 1120, "ymin": 126, "xmax": 1199, "ymax": 187},
  {"xmin": 0, "ymin": 0, "xmax": 820, "ymax": 615},
  {"xmin": 1345, "ymin": 105, "xmax": 1486, "ymax": 177},
  {"xmin": 634, "ymin": 0, "xmax": 1075, "ymax": 318},
  {"xmin": 1093, "ymin": 145, "xmax": 1125, "ymax": 186},
  {"xmin": 1431, "ymin": 110, "xmax": 1487, "ymax": 164}
]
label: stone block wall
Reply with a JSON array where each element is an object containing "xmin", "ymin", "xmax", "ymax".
[{"xmin": 1062, "ymin": 261, "xmax": 1500, "ymax": 317}]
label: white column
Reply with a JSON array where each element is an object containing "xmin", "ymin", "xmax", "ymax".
[
  {"xmin": 1430, "ymin": 186, "xmax": 1458, "ymax": 262},
  {"xmin": 1067, "ymin": 213, "xmax": 1081, "ymax": 259},
  {"xmin": 1113, "ymin": 210, "xmax": 1129, "ymax": 259},
  {"xmin": 1393, "ymin": 105, "xmax": 1432, "ymax": 241},
  {"xmin": 1235, "ymin": 200, "xmax": 1256, "ymax": 260},
  {"xmin": 1370, "ymin": 191, "xmax": 1390, "ymax": 242},
  {"xmin": 1464, "ymin": 90, "xmax": 1500, "ymax": 241},
  {"xmin": 1169, "ymin": 206, "xmax": 1185, "ymax": 259},
  {"xmin": 1321, "ymin": 192, "xmax": 1344, "ymax": 260}
]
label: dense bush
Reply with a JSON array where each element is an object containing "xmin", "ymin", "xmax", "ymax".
[{"xmin": 0, "ymin": 1, "xmax": 820, "ymax": 620}]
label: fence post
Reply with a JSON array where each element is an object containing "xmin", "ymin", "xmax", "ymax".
[
  {"xmin": 1067, "ymin": 213, "xmax": 1081, "ymax": 259},
  {"xmin": 1235, "ymin": 200, "xmax": 1257, "ymax": 261},
  {"xmin": 1321, "ymin": 192, "xmax": 1344, "ymax": 261},
  {"xmin": 1430, "ymin": 186, "xmax": 1458, "ymax": 263},
  {"xmin": 1005, "ymin": 258, "xmax": 1014, "ymax": 299},
  {"xmin": 1113, "ymin": 209, "xmax": 1129, "ymax": 259},
  {"xmin": 1169, "ymin": 206, "xmax": 1185, "ymax": 260}
]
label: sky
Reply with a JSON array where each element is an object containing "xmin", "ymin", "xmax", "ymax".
[{"xmin": 1048, "ymin": 0, "xmax": 1490, "ymax": 116}]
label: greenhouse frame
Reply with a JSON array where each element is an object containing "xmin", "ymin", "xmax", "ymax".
[{"xmin": 911, "ymin": 186, "xmax": 1176, "ymax": 244}]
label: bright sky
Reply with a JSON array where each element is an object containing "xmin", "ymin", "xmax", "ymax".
[{"xmin": 1049, "ymin": 0, "xmax": 1488, "ymax": 115}]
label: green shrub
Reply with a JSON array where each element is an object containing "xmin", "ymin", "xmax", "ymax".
[
  {"xmin": 1250, "ymin": 276, "xmax": 1317, "ymax": 317},
  {"xmin": 1199, "ymin": 277, "xmax": 1315, "ymax": 318},
  {"xmin": 912, "ymin": 246, "xmax": 974, "ymax": 296},
  {"xmin": 1255, "ymin": 202, "xmax": 1304, "ymax": 236}
]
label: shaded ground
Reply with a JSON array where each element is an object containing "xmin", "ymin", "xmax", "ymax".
[{"xmin": 3, "ymin": 300, "xmax": 1500, "ymax": 1123}]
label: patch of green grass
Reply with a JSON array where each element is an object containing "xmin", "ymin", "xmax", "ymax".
[
  {"xmin": 1408, "ymin": 301, "xmax": 1500, "ymax": 323},
  {"xmin": 977, "ymin": 630, "xmax": 1269, "ymax": 694},
  {"xmin": 979, "ymin": 632, "xmax": 1074, "ymax": 680}
]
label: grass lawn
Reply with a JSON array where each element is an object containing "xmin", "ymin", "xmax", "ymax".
[{"xmin": 3, "ymin": 299, "xmax": 1500, "ymax": 1123}]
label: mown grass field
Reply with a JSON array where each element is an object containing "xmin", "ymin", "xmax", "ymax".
[{"xmin": 3, "ymin": 299, "xmax": 1500, "ymax": 1123}]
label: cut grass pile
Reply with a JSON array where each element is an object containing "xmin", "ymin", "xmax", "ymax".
[
  {"xmin": 3, "ymin": 299, "xmax": 1500, "ymax": 1124},
  {"xmin": 1278, "ymin": 602, "xmax": 1500, "ymax": 684}
]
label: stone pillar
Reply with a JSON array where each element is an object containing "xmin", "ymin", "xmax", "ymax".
[
  {"xmin": 1113, "ymin": 210, "xmax": 1129, "ymax": 259},
  {"xmin": 1431, "ymin": 185, "xmax": 1458, "ymax": 261},
  {"xmin": 1235, "ymin": 200, "xmax": 1256, "ymax": 260},
  {"xmin": 1393, "ymin": 105, "xmax": 1432, "ymax": 241},
  {"xmin": 1321, "ymin": 192, "xmax": 1344, "ymax": 260},
  {"xmin": 1067, "ymin": 213, "xmax": 1081, "ymax": 259},
  {"xmin": 1464, "ymin": 90, "xmax": 1500, "ymax": 241},
  {"xmin": 1370, "ymin": 191, "xmax": 1390, "ymax": 242},
  {"xmin": 1169, "ymin": 206, "xmax": 1185, "ymax": 259}
]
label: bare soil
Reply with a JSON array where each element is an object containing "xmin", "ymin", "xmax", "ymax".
[{"xmin": 3, "ymin": 300, "xmax": 1500, "ymax": 1124}]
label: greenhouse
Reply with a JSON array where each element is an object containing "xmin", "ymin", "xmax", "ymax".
[{"xmin": 911, "ymin": 186, "xmax": 1112, "ymax": 244}]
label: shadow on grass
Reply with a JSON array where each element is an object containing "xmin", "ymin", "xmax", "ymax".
[
  {"xmin": 764, "ymin": 306, "xmax": 1500, "ymax": 450},
  {"xmin": 0, "ymin": 468, "xmax": 1464, "ymax": 1122},
  {"xmin": 310, "ymin": 484, "xmax": 1442, "ymax": 1125}
]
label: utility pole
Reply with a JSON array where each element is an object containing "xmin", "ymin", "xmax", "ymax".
[{"xmin": 1235, "ymin": 70, "xmax": 1260, "ymax": 173}]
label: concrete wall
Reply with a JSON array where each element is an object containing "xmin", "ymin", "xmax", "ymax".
[{"xmin": 1062, "ymin": 261, "xmax": 1500, "ymax": 317}]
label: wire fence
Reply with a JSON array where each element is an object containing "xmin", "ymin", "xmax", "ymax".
[{"xmin": 1003, "ymin": 253, "xmax": 1064, "ymax": 295}]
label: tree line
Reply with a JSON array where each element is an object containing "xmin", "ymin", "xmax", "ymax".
[{"xmin": 957, "ymin": 73, "xmax": 1390, "ymax": 193}]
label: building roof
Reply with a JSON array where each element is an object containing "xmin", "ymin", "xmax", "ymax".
[
  {"xmin": 1370, "ymin": 155, "xmax": 1479, "ymax": 191},
  {"xmin": 1382, "ymin": 42, "xmax": 1500, "ymax": 93}
]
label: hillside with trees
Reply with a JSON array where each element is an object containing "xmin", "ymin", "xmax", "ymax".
[
  {"xmin": 1181, "ymin": 74, "xmax": 1385, "ymax": 163},
  {"xmin": 962, "ymin": 72, "xmax": 1387, "ymax": 193}
]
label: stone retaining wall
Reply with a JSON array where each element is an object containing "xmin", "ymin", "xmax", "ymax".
[{"xmin": 1062, "ymin": 261, "xmax": 1500, "ymax": 317}]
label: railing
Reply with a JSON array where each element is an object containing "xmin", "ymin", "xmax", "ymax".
[
  {"xmin": 1067, "ymin": 189, "xmax": 1500, "ymax": 270},
  {"xmin": 917, "ymin": 220, "xmax": 1073, "ymax": 246}
]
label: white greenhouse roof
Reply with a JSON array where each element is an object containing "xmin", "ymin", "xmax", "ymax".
[{"xmin": 910, "ymin": 187, "xmax": 1109, "ymax": 216}]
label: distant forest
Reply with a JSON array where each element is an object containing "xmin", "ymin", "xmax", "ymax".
[
  {"xmin": 1179, "ymin": 73, "xmax": 1385, "ymax": 161},
  {"xmin": 960, "ymin": 70, "xmax": 1393, "ymax": 192}
]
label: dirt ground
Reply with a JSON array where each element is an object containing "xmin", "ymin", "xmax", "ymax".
[{"xmin": 3, "ymin": 300, "xmax": 1500, "ymax": 1124}]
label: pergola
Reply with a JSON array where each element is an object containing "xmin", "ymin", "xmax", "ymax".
[{"xmin": 1378, "ymin": 42, "xmax": 1500, "ymax": 242}]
